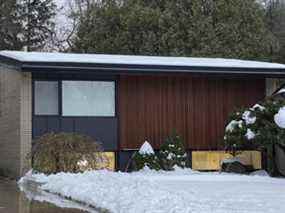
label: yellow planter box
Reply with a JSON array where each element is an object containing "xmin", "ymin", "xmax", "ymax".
[
  {"xmin": 100, "ymin": 152, "xmax": 116, "ymax": 171},
  {"xmin": 192, "ymin": 151, "xmax": 262, "ymax": 171}
]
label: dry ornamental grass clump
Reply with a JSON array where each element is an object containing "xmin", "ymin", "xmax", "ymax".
[{"xmin": 31, "ymin": 132, "xmax": 107, "ymax": 174}]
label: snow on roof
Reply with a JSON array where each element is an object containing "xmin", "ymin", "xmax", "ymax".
[{"xmin": 1, "ymin": 50, "xmax": 285, "ymax": 69}]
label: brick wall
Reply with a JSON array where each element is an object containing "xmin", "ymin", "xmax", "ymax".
[{"xmin": 0, "ymin": 64, "xmax": 32, "ymax": 179}]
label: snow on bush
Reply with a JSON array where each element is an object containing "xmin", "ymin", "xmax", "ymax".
[
  {"xmin": 224, "ymin": 117, "xmax": 250, "ymax": 156},
  {"xmin": 245, "ymin": 128, "xmax": 255, "ymax": 140},
  {"xmin": 242, "ymin": 110, "xmax": 256, "ymax": 125},
  {"xmin": 251, "ymin": 104, "xmax": 265, "ymax": 111},
  {"xmin": 225, "ymin": 120, "xmax": 243, "ymax": 132},
  {"xmin": 274, "ymin": 106, "xmax": 285, "ymax": 128},
  {"xmin": 277, "ymin": 88, "xmax": 285, "ymax": 94},
  {"xmin": 138, "ymin": 141, "xmax": 155, "ymax": 155},
  {"xmin": 133, "ymin": 141, "xmax": 161, "ymax": 171}
]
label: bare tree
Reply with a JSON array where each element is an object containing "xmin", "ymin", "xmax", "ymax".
[{"xmin": 46, "ymin": 0, "xmax": 96, "ymax": 52}]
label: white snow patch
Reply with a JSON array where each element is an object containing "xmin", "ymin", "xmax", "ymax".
[
  {"xmin": 274, "ymin": 107, "xmax": 285, "ymax": 128},
  {"xmin": 20, "ymin": 170, "xmax": 192, "ymax": 213},
  {"xmin": 245, "ymin": 128, "xmax": 255, "ymax": 140},
  {"xmin": 251, "ymin": 104, "xmax": 265, "ymax": 111},
  {"xmin": 18, "ymin": 170, "xmax": 49, "ymax": 184},
  {"xmin": 242, "ymin": 110, "xmax": 256, "ymax": 125},
  {"xmin": 250, "ymin": 170, "xmax": 270, "ymax": 177},
  {"xmin": 225, "ymin": 120, "xmax": 243, "ymax": 132},
  {"xmin": 18, "ymin": 176, "xmax": 96, "ymax": 212},
  {"xmin": 19, "ymin": 169, "xmax": 285, "ymax": 213},
  {"xmin": 135, "ymin": 165, "xmax": 199, "ymax": 176},
  {"xmin": 138, "ymin": 141, "xmax": 155, "ymax": 155}
]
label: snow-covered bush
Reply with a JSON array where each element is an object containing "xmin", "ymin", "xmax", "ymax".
[
  {"xmin": 223, "ymin": 98, "xmax": 285, "ymax": 174},
  {"xmin": 133, "ymin": 141, "xmax": 161, "ymax": 171},
  {"xmin": 224, "ymin": 108, "xmax": 258, "ymax": 157},
  {"xmin": 159, "ymin": 131, "xmax": 188, "ymax": 170},
  {"xmin": 32, "ymin": 133, "xmax": 106, "ymax": 174}
]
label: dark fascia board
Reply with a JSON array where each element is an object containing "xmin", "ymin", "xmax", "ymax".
[
  {"xmin": 21, "ymin": 61, "xmax": 285, "ymax": 76},
  {"xmin": 1, "ymin": 56, "xmax": 285, "ymax": 76}
]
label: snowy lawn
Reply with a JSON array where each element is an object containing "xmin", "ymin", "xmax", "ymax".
[{"xmin": 19, "ymin": 168, "xmax": 285, "ymax": 213}]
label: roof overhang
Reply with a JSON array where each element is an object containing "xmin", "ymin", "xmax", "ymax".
[
  {"xmin": 20, "ymin": 62, "xmax": 285, "ymax": 77},
  {"xmin": 1, "ymin": 51, "xmax": 285, "ymax": 77}
]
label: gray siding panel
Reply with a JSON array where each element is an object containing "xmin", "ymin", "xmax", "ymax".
[
  {"xmin": 61, "ymin": 117, "xmax": 74, "ymax": 133},
  {"xmin": 47, "ymin": 117, "xmax": 61, "ymax": 133},
  {"xmin": 33, "ymin": 117, "xmax": 47, "ymax": 137},
  {"xmin": 74, "ymin": 117, "xmax": 117, "ymax": 150},
  {"xmin": 33, "ymin": 117, "xmax": 118, "ymax": 151}
]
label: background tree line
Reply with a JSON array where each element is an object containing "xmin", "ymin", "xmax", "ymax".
[
  {"xmin": 0, "ymin": 0, "xmax": 285, "ymax": 63},
  {"xmin": 264, "ymin": 0, "xmax": 285, "ymax": 62},
  {"xmin": 0, "ymin": 0, "xmax": 56, "ymax": 51}
]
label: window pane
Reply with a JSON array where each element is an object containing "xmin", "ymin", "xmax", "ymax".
[
  {"xmin": 62, "ymin": 81, "xmax": 115, "ymax": 116},
  {"xmin": 34, "ymin": 81, "xmax": 58, "ymax": 115}
]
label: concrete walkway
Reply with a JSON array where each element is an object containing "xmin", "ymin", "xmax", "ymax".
[{"xmin": 0, "ymin": 178, "xmax": 90, "ymax": 213}]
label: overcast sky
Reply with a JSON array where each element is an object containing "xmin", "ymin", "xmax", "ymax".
[
  {"xmin": 51, "ymin": 0, "xmax": 73, "ymax": 50},
  {"xmin": 55, "ymin": 0, "xmax": 68, "ymax": 23}
]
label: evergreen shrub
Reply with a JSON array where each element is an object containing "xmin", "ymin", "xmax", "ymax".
[
  {"xmin": 133, "ymin": 141, "xmax": 161, "ymax": 171},
  {"xmin": 159, "ymin": 131, "xmax": 188, "ymax": 170},
  {"xmin": 223, "ymin": 97, "xmax": 285, "ymax": 174}
]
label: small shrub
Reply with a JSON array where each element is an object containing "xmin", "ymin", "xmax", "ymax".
[
  {"xmin": 32, "ymin": 132, "xmax": 106, "ymax": 174},
  {"xmin": 159, "ymin": 131, "xmax": 187, "ymax": 170},
  {"xmin": 133, "ymin": 141, "xmax": 161, "ymax": 171}
]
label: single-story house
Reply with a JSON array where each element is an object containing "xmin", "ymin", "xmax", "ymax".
[{"xmin": 0, "ymin": 51, "xmax": 285, "ymax": 178}]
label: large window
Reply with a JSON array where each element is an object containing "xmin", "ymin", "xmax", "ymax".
[
  {"xmin": 34, "ymin": 81, "xmax": 59, "ymax": 115},
  {"xmin": 62, "ymin": 81, "xmax": 115, "ymax": 116}
]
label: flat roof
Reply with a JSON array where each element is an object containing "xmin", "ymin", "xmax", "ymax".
[{"xmin": 1, "ymin": 50, "xmax": 285, "ymax": 76}]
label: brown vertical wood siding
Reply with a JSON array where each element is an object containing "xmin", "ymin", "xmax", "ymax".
[{"xmin": 118, "ymin": 75, "xmax": 265, "ymax": 150}]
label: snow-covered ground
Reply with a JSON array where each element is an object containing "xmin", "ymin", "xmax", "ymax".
[{"xmin": 19, "ymin": 168, "xmax": 285, "ymax": 213}]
